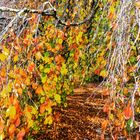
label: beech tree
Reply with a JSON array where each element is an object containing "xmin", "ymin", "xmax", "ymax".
[{"xmin": 0, "ymin": 0, "xmax": 139, "ymax": 139}]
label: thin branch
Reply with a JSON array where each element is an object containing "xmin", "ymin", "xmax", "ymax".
[
  {"xmin": 54, "ymin": 0, "xmax": 98, "ymax": 26},
  {"xmin": 0, "ymin": 9, "xmax": 25, "ymax": 43},
  {"xmin": 0, "ymin": 6, "xmax": 55, "ymax": 15},
  {"xmin": 0, "ymin": 0, "xmax": 98, "ymax": 27}
]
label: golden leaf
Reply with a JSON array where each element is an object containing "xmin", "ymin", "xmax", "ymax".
[
  {"xmin": 13, "ymin": 55, "xmax": 18, "ymax": 62},
  {"xmin": 100, "ymin": 70, "xmax": 108, "ymax": 78},
  {"xmin": 6, "ymin": 106, "xmax": 16, "ymax": 119},
  {"xmin": 44, "ymin": 115, "xmax": 53, "ymax": 125},
  {"xmin": 0, "ymin": 53, "xmax": 7, "ymax": 62}
]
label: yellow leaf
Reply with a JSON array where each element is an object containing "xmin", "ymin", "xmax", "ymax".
[
  {"xmin": 7, "ymin": 82, "xmax": 12, "ymax": 93},
  {"xmin": 0, "ymin": 53, "xmax": 7, "ymax": 62},
  {"xmin": 24, "ymin": 106, "xmax": 34, "ymax": 128},
  {"xmin": 0, "ymin": 132, "xmax": 5, "ymax": 140},
  {"xmin": 13, "ymin": 55, "xmax": 18, "ymax": 62},
  {"xmin": 0, "ymin": 89, "xmax": 6, "ymax": 98},
  {"xmin": 3, "ymin": 47, "xmax": 9, "ymax": 55},
  {"xmin": 135, "ymin": 1, "xmax": 140, "ymax": 8},
  {"xmin": 44, "ymin": 115, "xmax": 53, "ymax": 125},
  {"xmin": 109, "ymin": 113, "xmax": 114, "ymax": 121},
  {"xmin": 31, "ymin": 106, "xmax": 38, "ymax": 115},
  {"xmin": 6, "ymin": 106, "xmax": 16, "ymax": 119},
  {"xmin": 43, "ymin": 68, "xmax": 50, "ymax": 73},
  {"xmin": 54, "ymin": 94, "xmax": 61, "ymax": 104},
  {"xmin": 28, "ymin": 120, "xmax": 34, "ymax": 128},
  {"xmin": 61, "ymin": 64, "xmax": 68, "ymax": 75},
  {"xmin": 8, "ymin": 70, "xmax": 15, "ymax": 78},
  {"xmin": 100, "ymin": 70, "xmax": 108, "ymax": 78},
  {"xmin": 0, "ymin": 82, "xmax": 12, "ymax": 98},
  {"xmin": 136, "ymin": 107, "xmax": 140, "ymax": 113},
  {"xmin": 66, "ymin": 8, "xmax": 69, "ymax": 13},
  {"xmin": 100, "ymin": 60, "xmax": 107, "ymax": 67},
  {"xmin": 46, "ymin": 107, "xmax": 52, "ymax": 115},
  {"xmin": 76, "ymin": 32, "xmax": 83, "ymax": 44},
  {"xmin": 35, "ymin": 52, "xmax": 42, "ymax": 60},
  {"xmin": 57, "ymin": 38, "xmax": 63, "ymax": 44}
]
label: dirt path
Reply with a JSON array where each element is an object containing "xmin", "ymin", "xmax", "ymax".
[
  {"xmin": 36, "ymin": 83, "xmax": 138, "ymax": 140},
  {"xmin": 39, "ymin": 83, "xmax": 110, "ymax": 140},
  {"xmin": 56, "ymin": 84, "xmax": 109, "ymax": 140}
]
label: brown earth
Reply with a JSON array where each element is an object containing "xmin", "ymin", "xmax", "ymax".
[{"xmin": 35, "ymin": 83, "xmax": 139, "ymax": 140}]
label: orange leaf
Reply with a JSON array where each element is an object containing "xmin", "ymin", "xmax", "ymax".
[
  {"xmin": 35, "ymin": 86, "xmax": 43, "ymax": 94},
  {"xmin": 0, "ymin": 68, "xmax": 6, "ymax": 78},
  {"xmin": 27, "ymin": 62, "xmax": 35, "ymax": 72},
  {"xmin": 20, "ymin": 69, "xmax": 27, "ymax": 79},
  {"xmin": 123, "ymin": 87, "xmax": 129, "ymax": 95},
  {"xmin": 103, "ymin": 104, "xmax": 109, "ymax": 113},
  {"xmin": 0, "ymin": 120, "xmax": 4, "ymax": 133},
  {"xmin": 66, "ymin": 20, "xmax": 71, "ymax": 26},
  {"xmin": 40, "ymin": 104, "xmax": 46, "ymax": 114},
  {"xmin": 124, "ymin": 103, "xmax": 133, "ymax": 120},
  {"xmin": 17, "ymin": 128, "xmax": 25, "ymax": 140},
  {"xmin": 102, "ymin": 88, "xmax": 110, "ymax": 96},
  {"xmin": 17, "ymin": 88, "xmax": 23, "ymax": 95},
  {"xmin": 8, "ymin": 124, "xmax": 16, "ymax": 136},
  {"xmin": 14, "ymin": 80, "xmax": 21, "ymax": 89},
  {"xmin": 32, "ymin": 83, "xmax": 38, "ymax": 90},
  {"xmin": 101, "ymin": 120, "xmax": 108, "ymax": 130}
]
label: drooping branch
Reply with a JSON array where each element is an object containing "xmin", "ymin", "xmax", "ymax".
[
  {"xmin": 0, "ymin": 6, "xmax": 55, "ymax": 16},
  {"xmin": 54, "ymin": 0, "xmax": 98, "ymax": 26},
  {"xmin": 0, "ymin": 0, "xmax": 98, "ymax": 27}
]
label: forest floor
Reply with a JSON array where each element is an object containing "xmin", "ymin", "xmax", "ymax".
[{"xmin": 36, "ymin": 83, "xmax": 139, "ymax": 140}]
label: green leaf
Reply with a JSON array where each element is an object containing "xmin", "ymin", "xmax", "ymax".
[
  {"xmin": 44, "ymin": 52, "xmax": 50, "ymax": 57},
  {"xmin": 43, "ymin": 68, "xmax": 50, "ymax": 73},
  {"xmin": 126, "ymin": 119, "xmax": 133, "ymax": 132},
  {"xmin": 131, "ymin": 46, "xmax": 136, "ymax": 51},
  {"xmin": 129, "ymin": 56, "xmax": 136, "ymax": 63},
  {"xmin": 41, "ymin": 76, "xmax": 47, "ymax": 84}
]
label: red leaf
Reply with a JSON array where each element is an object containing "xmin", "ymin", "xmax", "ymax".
[
  {"xmin": 94, "ymin": 69, "xmax": 100, "ymax": 75},
  {"xmin": 15, "ymin": 117, "xmax": 21, "ymax": 127},
  {"xmin": 27, "ymin": 62, "xmax": 35, "ymax": 72}
]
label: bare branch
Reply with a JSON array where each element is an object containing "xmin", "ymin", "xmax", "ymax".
[
  {"xmin": 54, "ymin": 0, "xmax": 98, "ymax": 26},
  {"xmin": 0, "ymin": 6, "xmax": 55, "ymax": 16},
  {"xmin": 0, "ymin": 0, "xmax": 98, "ymax": 27}
]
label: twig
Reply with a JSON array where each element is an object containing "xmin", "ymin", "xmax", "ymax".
[{"xmin": 0, "ymin": 0, "xmax": 98, "ymax": 27}]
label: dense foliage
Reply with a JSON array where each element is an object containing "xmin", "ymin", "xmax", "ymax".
[{"xmin": 0, "ymin": 0, "xmax": 139, "ymax": 139}]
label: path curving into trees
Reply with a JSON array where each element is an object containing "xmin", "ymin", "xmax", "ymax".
[{"xmin": 34, "ymin": 83, "xmax": 139, "ymax": 139}]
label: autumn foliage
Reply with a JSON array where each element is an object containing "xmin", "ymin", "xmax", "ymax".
[{"xmin": 0, "ymin": 0, "xmax": 140, "ymax": 139}]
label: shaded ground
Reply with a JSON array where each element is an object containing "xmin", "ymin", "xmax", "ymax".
[
  {"xmin": 36, "ymin": 83, "xmax": 139, "ymax": 140},
  {"xmin": 55, "ymin": 84, "xmax": 109, "ymax": 140}
]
